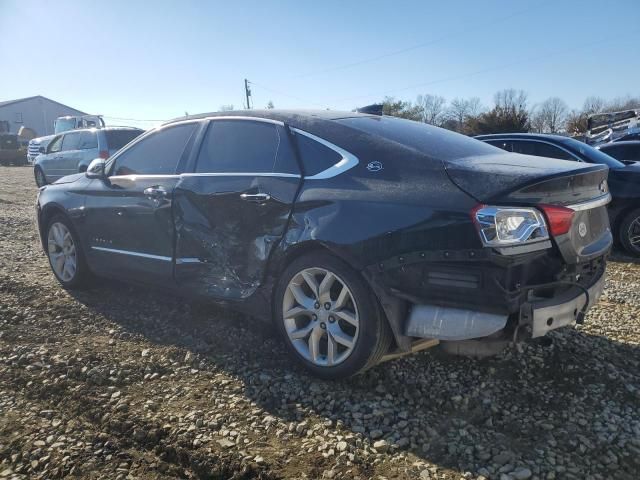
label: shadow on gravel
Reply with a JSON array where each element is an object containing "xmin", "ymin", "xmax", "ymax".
[{"xmin": 69, "ymin": 278, "xmax": 640, "ymax": 479}]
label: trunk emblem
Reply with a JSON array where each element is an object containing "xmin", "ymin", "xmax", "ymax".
[
  {"xmin": 578, "ymin": 222, "xmax": 588, "ymax": 237},
  {"xmin": 367, "ymin": 161, "xmax": 383, "ymax": 172}
]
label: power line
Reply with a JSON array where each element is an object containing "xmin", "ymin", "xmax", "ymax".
[
  {"xmin": 247, "ymin": 81, "xmax": 331, "ymax": 109},
  {"xmin": 289, "ymin": 0, "xmax": 550, "ymax": 80},
  {"xmin": 329, "ymin": 29, "xmax": 640, "ymax": 105}
]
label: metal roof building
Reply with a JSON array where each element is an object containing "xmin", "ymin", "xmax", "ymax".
[{"xmin": 0, "ymin": 95, "xmax": 87, "ymax": 137}]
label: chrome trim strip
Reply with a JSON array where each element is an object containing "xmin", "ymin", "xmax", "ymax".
[
  {"xmin": 180, "ymin": 172, "xmax": 301, "ymax": 179},
  {"xmin": 291, "ymin": 128, "xmax": 359, "ymax": 179},
  {"xmin": 568, "ymin": 193, "xmax": 611, "ymax": 211},
  {"xmin": 204, "ymin": 116, "xmax": 285, "ymax": 126},
  {"xmin": 175, "ymin": 257, "xmax": 203, "ymax": 264},
  {"xmin": 91, "ymin": 246, "xmax": 172, "ymax": 261}
]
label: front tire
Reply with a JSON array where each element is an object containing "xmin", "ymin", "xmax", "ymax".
[
  {"xmin": 619, "ymin": 208, "xmax": 640, "ymax": 257},
  {"xmin": 274, "ymin": 252, "xmax": 391, "ymax": 379},
  {"xmin": 45, "ymin": 214, "xmax": 91, "ymax": 289},
  {"xmin": 34, "ymin": 166, "xmax": 47, "ymax": 187}
]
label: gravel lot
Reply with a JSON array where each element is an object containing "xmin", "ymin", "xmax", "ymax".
[{"xmin": 0, "ymin": 166, "xmax": 639, "ymax": 480}]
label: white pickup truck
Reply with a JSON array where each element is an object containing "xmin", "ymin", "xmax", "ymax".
[{"xmin": 27, "ymin": 115, "xmax": 105, "ymax": 164}]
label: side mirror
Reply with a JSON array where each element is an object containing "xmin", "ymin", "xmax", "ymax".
[
  {"xmin": 86, "ymin": 158, "xmax": 107, "ymax": 179},
  {"xmin": 39, "ymin": 147, "xmax": 46, "ymax": 154}
]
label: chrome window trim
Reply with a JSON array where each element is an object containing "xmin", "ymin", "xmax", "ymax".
[
  {"xmin": 291, "ymin": 128, "xmax": 359, "ymax": 180},
  {"xmin": 486, "ymin": 138, "xmax": 583, "ymax": 162},
  {"xmin": 91, "ymin": 246, "xmax": 171, "ymax": 261},
  {"xmin": 568, "ymin": 193, "xmax": 611, "ymax": 211},
  {"xmin": 203, "ymin": 116, "xmax": 285, "ymax": 126},
  {"xmin": 181, "ymin": 172, "xmax": 301, "ymax": 178}
]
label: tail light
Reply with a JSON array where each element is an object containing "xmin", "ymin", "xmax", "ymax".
[
  {"xmin": 471, "ymin": 205, "xmax": 549, "ymax": 247},
  {"xmin": 98, "ymin": 150, "xmax": 109, "ymax": 159},
  {"xmin": 538, "ymin": 204, "xmax": 575, "ymax": 236}
]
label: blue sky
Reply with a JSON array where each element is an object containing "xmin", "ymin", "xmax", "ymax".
[{"xmin": 1, "ymin": 0, "xmax": 638, "ymax": 128}]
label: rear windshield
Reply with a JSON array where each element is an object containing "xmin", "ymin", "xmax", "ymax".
[
  {"xmin": 105, "ymin": 130, "xmax": 143, "ymax": 150},
  {"xmin": 336, "ymin": 116, "xmax": 501, "ymax": 161},
  {"xmin": 560, "ymin": 137, "xmax": 625, "ymax": 169}
]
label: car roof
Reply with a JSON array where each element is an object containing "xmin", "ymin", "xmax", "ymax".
[
  {"xmin": 474, "ymin": 133, "xmax": 573, "ymax": 142},
  {"xmin": 59, "ymin": 126, "xmax": 143, "ymax": 134},
  {"xmin": 164, "ymin": 109, "xmax": 375, "ymax": 126},
  {"xmin": 599, "ymin": 140, "xmax": 640, "ymax": 147}
]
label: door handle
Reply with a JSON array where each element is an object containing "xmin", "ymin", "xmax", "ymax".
[
  {"xmin": 143, "ymin": 186, "xmax": 168, "ymax": 199},
  {"xmin": 240, "ymin": 192, "xmax": 271, "ymax": 203}
]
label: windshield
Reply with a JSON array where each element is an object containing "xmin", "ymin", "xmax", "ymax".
[
  {"xmin": 54, "ymin": 118, "xmax": 76, "ymax": 134},
  {"xmin": 105, "ymin": 130, "xmax": 144, "ymax": 150},
  {"xmin": 560, "ymin": 137, "xmax": 626, "ymax": 169},
  {"xmin": 336, "ymin": 116, "xmax": 502, "ymax": 161}
]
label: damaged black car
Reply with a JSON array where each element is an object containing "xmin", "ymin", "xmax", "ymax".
[{"xmin": 36, "ymin": 110, "xmax": 612, "ymax": 379}]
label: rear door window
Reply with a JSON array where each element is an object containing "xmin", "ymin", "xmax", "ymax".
[
  {"xmin": 78, "ymin": 131, "xmax": 98, "ymax": 150},
  {"xmin": 61, "ymin": 132, "xmax": 82, "ymax": 151},
  {"xmin": 485, "ymin": 140, "xmax": 513, "ymax": 152},
  {"xmin": 105, "ymin": 129, "xmax": 144, "ymax": 151},
  {"xmin": 111, "ymin": 123, "xmax": 197, "ymax": 176},
  {"xmin": 195, "ymin": 120, "xmax": 299, "ymax": 174}
]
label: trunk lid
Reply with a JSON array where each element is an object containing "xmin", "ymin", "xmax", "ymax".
[{"xmin": 445, "ymin": 153, "xmax": 612, "ymax": 264}]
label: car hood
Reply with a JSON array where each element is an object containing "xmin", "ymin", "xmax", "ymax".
[
  {"xmin": 53, "ymin": 173, "xmax": 85, "ymax": 185},
  {"xmin": 444, "ymin": 153, "xmax": 609, "ymax": 205}
]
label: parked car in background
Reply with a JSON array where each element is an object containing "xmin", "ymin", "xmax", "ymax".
[
  {"xmin": 36, "ymin": 111, "xmax": 611, "ymax": 378},
  {"xmin": 27, "ymin": 115, "xmax": 106, "ymax": 165},
  {"xmin": 598, "ymin": 141, "xmax": 640, "ymax": 163},
  {"xmin": 34, "ymin": 127, "xmax": 143, "ymax": 186},
  {"xmin": 27, "ymin": 135, "xmax": 55, "ymax": 164},
  {"xmin": 614, "ymin": 132, "xmax": 640, "ymax": 142},
  {"xmin": 0, "ymin": 132, "xmax": 26, "ymax": 166},
  {"xmin": 477, "ymin": 133, "xmax": 640, "ymax": 256}
]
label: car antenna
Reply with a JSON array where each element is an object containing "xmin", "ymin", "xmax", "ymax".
[{"xmin": 356, "ymin": 104, "xmax": 384, "ymax": 116}]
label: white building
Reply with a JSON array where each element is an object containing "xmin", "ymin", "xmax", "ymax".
[{"xmin": 0, "ymin": 95, "xmax": 87, "ymax": 137}]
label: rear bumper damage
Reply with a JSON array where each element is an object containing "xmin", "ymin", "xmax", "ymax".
[{"xmin": 403, "ymin": 268, "xmax": 605, "ymax": 342}]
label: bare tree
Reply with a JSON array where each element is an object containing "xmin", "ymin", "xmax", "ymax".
[
  {"xmin": 494, "ymin": 89, "xmax": 528, "ymax": 112},
  {"xmin": 219, "ymin": 104, "xmax": 235, "ymax": 112},
  {"xmin": 583, "ymin": 96, "xmax": 605, "ymax": 115},
  {"xmin": 266, "ymin": 100, "xmax": 275, "ymax": 109},
  {"xmin": 415, "ymin": 94, "xmax": 447, "ymax": 125},
  {"xmin": 532, "ymin": 97, "xmax": 568, "ymax": 133}
]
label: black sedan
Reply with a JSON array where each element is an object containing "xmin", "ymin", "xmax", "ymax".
[
  {"xmin": 37, "ymin": 111, "xmax": 612, "ymax": 378},
  {"xmin": 477, "ymin": 133, "xmax": 640, "ymax": 256},
  {"xmin": 597, "ymin": 141, "xmax": 640, "ymax": 163}
]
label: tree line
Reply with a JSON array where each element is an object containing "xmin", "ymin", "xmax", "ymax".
[{"xmin": 379, "ymin": 90, "xmax": 640, "ymax": 136}]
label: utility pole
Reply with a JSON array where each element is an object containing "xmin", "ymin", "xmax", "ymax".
[{"xmin": 244, "ymin": 79, "xmax": 252, "ymax": 109}]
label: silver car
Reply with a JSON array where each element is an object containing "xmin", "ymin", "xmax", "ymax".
[{"xmin": 34, "ymin": 127, "xmax": 143, "ymax": 186}]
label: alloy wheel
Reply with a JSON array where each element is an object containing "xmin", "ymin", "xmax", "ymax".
[
  {"xmin": 47, "ymin": 222, "xmax": 77, "ymax": 282},
  {"xmin": 628, "ymin": 216, "xmax": 640, "ymax": 250},
  {"xmin": 283, "ymin": 267, "xmax": 359, "ymax": 366}
]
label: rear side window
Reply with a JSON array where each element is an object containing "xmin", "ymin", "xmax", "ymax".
[
  {"xmin": 512, "ymin": 141, "xmax": 575, "ymax": 161},
  {"xmin": 105, "ymin": 130, "xmax": 143, "ymax": 150},
  {"xmin": 112, "ymin": 123, "xmax": 197, "ymax": 176},
  {"xmin": 78, "ymin": 131, "xmax": 98, "ymax": 150},
  {"xmin": 294, "ymin": 133, "xmax": 342, "ymax": 176},
  {"xmin": 485, "ymin": 140, "xmax": 513, "ymax": 152},
  {"xmin": 61, "ymin": 132, "xmax": 82, "ymax": 151},
  {"xmin": 195, "ymin": 120, "xmax": 299, "ymax": 174}
]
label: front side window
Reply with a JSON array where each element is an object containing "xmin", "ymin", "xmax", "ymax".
[
  {"xmin": 105, "ymin": 129, "xmax": 143, "ymax": 151},
  {"xmin": 195, "ymin": 120, "xmax": 298, "ymax": 174},
  {"xmin": 485, "ymin": 140, "xmax": 513, "ymax": 152},
  {"xmin": 47, "ymin": 135, "xmax": 63, "ymax": 153},
  {"xmin": 112, "ymin": 123, "xmax": 197, "ymax": 176}
]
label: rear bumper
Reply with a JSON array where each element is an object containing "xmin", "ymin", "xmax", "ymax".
[
  {"xmin": 525, "ymin": 269, "xmax": 605, "ymax": 337},
  {"xmin": 404, "ymin": 267, "xmax": 606, "ymax": 341}
]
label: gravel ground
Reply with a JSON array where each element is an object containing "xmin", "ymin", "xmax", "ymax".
[{"xmin": 0, "ymin": 166, "xmax": 639, "ymax": 480}]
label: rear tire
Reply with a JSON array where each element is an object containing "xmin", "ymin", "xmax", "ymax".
[
  {"xmin": 619, "ymin": 208, "xmax": 640, "ymax": 257},
  {"xmin": 34, "ymin": 166, "xmax": 48, "ymax": 187},
  {"xmin": 45, "ymin": 214, "xmax": 91, "ymax": 289},
  {"xmin": 274, "ymin": 252, "xmax": 391, "ymax": 379}
]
